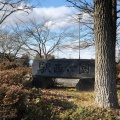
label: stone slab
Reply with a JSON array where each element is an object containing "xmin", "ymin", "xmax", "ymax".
[{"xmin": 32, "ymin": 59, "xmax": 95, "ymax": 78}]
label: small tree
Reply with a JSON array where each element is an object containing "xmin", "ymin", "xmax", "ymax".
[
  {"xmin": 0, "ymin": 29, "xmax": 28, "ymax": 62},
  {"xmin": 20, "ymin": 54, "xmax": 30, "ymax": 67}
]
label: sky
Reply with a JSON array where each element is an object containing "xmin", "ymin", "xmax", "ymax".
[
  {"xmin": 2, "ymin": 0, "xmax": 95, "ymax": 59},
  {"xmin": 4, "ymin": 0, "xmax": 120, "ymax": 61},
  {"xmin": 40, "ymin": 0, "xmax": 70, "ymax": 7},
  {"xmin": 39, "ymin": 0, "xmax": 95, "ymax": 59}
]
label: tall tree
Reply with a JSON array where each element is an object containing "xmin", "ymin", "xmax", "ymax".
[
  {"xmin": 94, "ymin": 0, "xmax": 118, "ymax": 108},
  {"xmin": 67, "ymin": 0, "xmax": 119, "ymax": 108}
]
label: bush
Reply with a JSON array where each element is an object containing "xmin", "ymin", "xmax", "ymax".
[
  {"xmin": 0, "ymin": 84, "xmax": 58, "ymax": 120},
  {"xmin": 20, "ymin": 54, "xmax": 30, "ymax": 67},
  {"xmin": 0, "ymin": 68, "xmax": 31, "ymax": 86},
  {"xmin": 24, "ymin": 96, "xmax": 57, "ymax": 120},
  {"xmin": 0, "ymin": 61, "xmax": 20, "ymax": 70},
  {"xmin": 0, "ymin": 61, "xmax": 58, "ymax": 119},
  {"xmin": 0, "ymin": 84, "xmax": 30, "ymax": 119}
]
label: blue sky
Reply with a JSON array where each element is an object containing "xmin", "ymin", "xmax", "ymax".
[
  {"xmin": 39, "ymin": 0, "xmax": 95, "ymax": 59},
  {"xmin": 4, "ymin": 0, "xmax": 95, "ymax": 59},
  {"xmin": 41, "ymin": 0, "xmax": 69, "ymax": 7},
  {"xmin": 31, "ymin": 0, "xmax": 95, "ymax": 59},
  {"xmin": 30, "ymin": 0, "xmax": 71, "ymax": 8}
]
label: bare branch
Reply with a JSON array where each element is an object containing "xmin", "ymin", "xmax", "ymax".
[{"xmin": 0, "ymin": 0, "xmax": 33, "ymax": 24}]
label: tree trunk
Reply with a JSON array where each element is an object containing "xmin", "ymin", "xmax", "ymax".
[{"xmin": 94, "ymin": 0, "xmax": 118, "ymax": 108}]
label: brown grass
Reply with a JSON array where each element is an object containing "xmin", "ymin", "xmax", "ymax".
[{"xmin": 0, "ymin": 61, "xmax": 120, "ymax": 120}]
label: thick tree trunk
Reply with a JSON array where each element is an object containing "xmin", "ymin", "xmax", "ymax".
[{"xmin": 94, "ymin": 0, "xmax": 118, "ymax": 108}]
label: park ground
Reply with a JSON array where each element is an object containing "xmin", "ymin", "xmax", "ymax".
[{"xmin": 0, "ymin": 61, "xmax": 120, "ymax": 120}]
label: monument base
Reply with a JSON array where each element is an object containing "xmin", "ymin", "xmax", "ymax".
[{"xmin": 76, "ymin": 78, "xmax": 94, "ymax": 91}]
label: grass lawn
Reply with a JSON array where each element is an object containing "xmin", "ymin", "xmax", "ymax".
[{"xmin": 38, "ymin": 85, "xmax": 120, "ymax": 120}]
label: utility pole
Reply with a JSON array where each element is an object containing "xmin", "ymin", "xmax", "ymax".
[{"xmin": 77, "ymin": 14, "xmax": 82, "ymax": 59}]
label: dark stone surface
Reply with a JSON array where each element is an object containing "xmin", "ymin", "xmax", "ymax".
[
  {"xmin": 32, "ymin": 59, "xmax": 95, "ymax": 79},
  {"xmin": 76, "ymin": 78, "xmax": 94, "ymax": 91},
  {"xmin": 32, "ymin": 77, "xmax": 55, "ymax": 88}
]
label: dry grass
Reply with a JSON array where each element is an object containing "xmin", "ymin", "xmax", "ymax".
[
  {"xmin": 0, "ymin": 61, "xmax": 120, "ymax": 120},
  {"xmin": 39, "ymin": 87, "xmax": 120, "ymax": 120}
]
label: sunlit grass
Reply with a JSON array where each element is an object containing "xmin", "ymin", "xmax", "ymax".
[{"xmin": 38, "ymin": 86, "xmax": 120, "ymax": 120}]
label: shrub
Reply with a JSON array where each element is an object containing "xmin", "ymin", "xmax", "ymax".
[
  {"xmin": 20, "ymin": 54, "xmax": 30, "ymax": 67},
  {"xmin": 0, "ymin": 61, "xmax": 32, "ymax": 119},
  {"xmin": 0, "ymin": 84, "xmax": 58, "ymax": 120},
  {"xmin": 24, "ymin": 97, "xmax": 57, "ymax": 120},
  {"xmin": 0, "ymin": 67, "xmax": 31, "ymax": 86},
  {"xmin": 0, "ymin": 61, "xmax": 20, "ymax": 70},
  {"xmin": 0, "ymin": 63, "xmax": 58, "ymax": 120},
  {"xmin": 0, "ymin": 84, "xmax": 30, "ymax": 120}
]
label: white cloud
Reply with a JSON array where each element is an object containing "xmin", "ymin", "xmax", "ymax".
[
  {"xmin": 0, "ymin": 4, "xmax": 95, "ymax": 59},
  {"xmin": 2, "ymin": 6, "xmax": 75, "ymax": 27},
  {"xmin": 34, "ymin": 6, "xmax": 73, "ymax": 20},
  {"xmin": 1, "ymin": 5, "xmax": 93, "ymax": 31}
]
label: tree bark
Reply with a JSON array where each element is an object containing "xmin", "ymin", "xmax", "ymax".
[{"xmin": 94, "ymin": 0, "xmax": 118, "ymax": 108}]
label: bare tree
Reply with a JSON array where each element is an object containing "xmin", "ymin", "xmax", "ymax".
[
  {"xmin": 22, "ymin": 19, "xmax": 75, "ymax": 59},
  {"xmin": 66, "ymin": 0, "xmax": 94, "ymax": 51},
  {"xmin": 67, "ymin": 0, "xmax": 94, "ymax": 16},
  {"xmin": 0, "ymin": 0, "xmax": 33, "ymax": 25},
  {"xmin": 0, "ymin": 28, "xmax": 28, "ymax": 61},
  {"xmin": 66, "ymin": 0, "xmax": 120, "ymax": 45}
]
